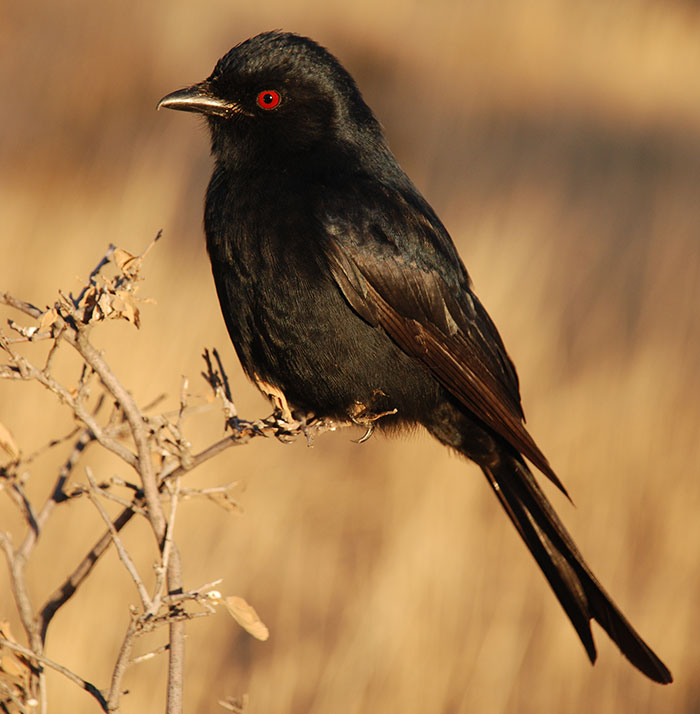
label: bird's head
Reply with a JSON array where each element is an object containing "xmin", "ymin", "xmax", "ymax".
[{"xmin": 158, "ymin": 31, "xmax": 386, "ymax": 168}]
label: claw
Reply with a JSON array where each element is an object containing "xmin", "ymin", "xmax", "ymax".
[
  {"xmin": 353, "ymin": 423, "xmax": 375, "ymax": 444},
  {"xmin": 348, "ymin": 401, "xmax": 397, "ymax": 444}
]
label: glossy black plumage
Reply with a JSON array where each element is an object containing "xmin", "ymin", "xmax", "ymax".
[{"xmin": 158, "ymin": 31, "xmax": 671, "ymax": 683}]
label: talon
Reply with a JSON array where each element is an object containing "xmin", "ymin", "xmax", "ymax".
[
  {"xmin": 348, "ymin": 401, "xmax": 398, "ymax": 444},
  {"xmin": 353, "ymin": 423, "xmax": 375, "ymax": 444}
]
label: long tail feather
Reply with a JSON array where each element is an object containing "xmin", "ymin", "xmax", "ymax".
[{"xmin": 483, "ymin": 454, "xmax": 672, "ymax": 684}]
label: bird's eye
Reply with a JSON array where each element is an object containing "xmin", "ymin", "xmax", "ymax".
[{"xmin": 256, "ymin": 90, "xmax": 281, "ymax": 110}]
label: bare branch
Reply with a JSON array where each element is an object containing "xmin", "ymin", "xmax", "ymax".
[
  {"xmin": 0, "ymin": 293, "xmax": 43, "ymax": 319},
  {"xmin": 166, "ymin": 611, "xmax": 185, "ymax": 714},
  {"xmin": 0, "ymin": 342, "xmax": 136, "ymax": 467},
  {"xmin": 85, "ymin": 469, "xmax": 153, "ymax": 612},
  {"xmin": 130, "ymin": 643, "xmax": 169, "ymax": 666},
  {"xmin": 212, "ymin": 349, "xmax": 234, "ymax": 407},
  {"xmin": 0, "ymin": 637, "xmax": 107, "ymax": 712},
  {"xmin": 1, "ymin": 239, "xmax": 357, "ymax": 713},
  {"xmin": 43, "ymin": 333, "xmax": 61, "ymax": 372},
  {"xmin": 69, "ymin": 320, "xmax": 187, "ymax": 714},
  {"xmin": 177, "ymin": 376, "xmax": 188, "ymax": 430},
  {"xmin": 0, "ymin": 533, "xmax": 41, "ymax": 650},
  {"xmin": 202, "ymin": 348, "xmax": 237, "ymax": 423},
  {"xmin": 5, "ymin": 248, "xmax": 189, "ymax": 712},
  {"xmin": 84, "ymin": 482, "xmax": 147, "ymax": 513},
  {"xmin": 107, "ymin": 612, "xmax": 139, "ymax": 712},
  {"xmin": 21, "ymin": 425, "xmax": 82, "ymax": 466},
  {"xmin": 17, "ymin": 429, "xmax": 94, "ymax": 564},
  {"xmin": 0, "ymin": 533, "xmax": 45, "ymax": 707},
  {"xmin": 151, "ymin": 478, "xmax": 181, "ymax": 615},
  {"xmin": 38, "ymin": 505, "xmax": 137, "ymax": 641},
  {"xmin": 4, "ymin": 480, "xmax": 40, "ymax": 541},
  {"xmin": 178, "ymin": 482, "xmax": 241, "ymax": 513}
]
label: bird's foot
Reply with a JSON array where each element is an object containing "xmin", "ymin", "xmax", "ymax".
[
  {"xmin": 262, "ymin": 408, "xmax": 315, "ymax": 444},
  {"xmin": 349, "ymin": 399, "xmax": 398, "ymax": 444},
  {"xmin": 225, "ymin": 415, "xmax": 267, "ymax": 438}
]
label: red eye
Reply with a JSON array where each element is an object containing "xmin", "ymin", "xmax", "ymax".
[{"xmin": 256, "ymin": 90, "xmax": 281, "ymax": 110}]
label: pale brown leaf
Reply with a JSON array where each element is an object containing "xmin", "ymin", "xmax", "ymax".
[
  {"xmin": 112, "ymin": 247, "xmax": 140, "ymax": 275},
  {"xmin": 38, "ymin": 307, "xmax": 59, "ymax": 332},
  {"xmin": 97, "ymin": 291, "xmax": 113, "ymax": 320},
  {"xmin": 223, "ymin": 596, "xmax": 269, "ymax": 641},
  {"xmin": 113, "ymin": 290, "xmax": 140, "ymax": 327}
]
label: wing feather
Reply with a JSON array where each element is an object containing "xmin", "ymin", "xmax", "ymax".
[{"xmin": 322, "ymin": 187, "xmax": 568, "ymax": 497}]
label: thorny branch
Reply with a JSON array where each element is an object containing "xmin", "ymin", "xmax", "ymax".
[{"xmin": 0, "ymin": 238, "xmax": 350, "ymax": 714}]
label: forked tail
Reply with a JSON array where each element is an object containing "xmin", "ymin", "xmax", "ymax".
[
  {"xmin": 482, "ymin": 454, "xmax": 671, "ymax": 683},
  {"xmin": 423, "ymin": 401, "xmax": 672, "ymax": 684}
]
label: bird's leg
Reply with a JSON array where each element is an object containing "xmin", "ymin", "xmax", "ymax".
[{"xmin": 270, "ymin": 408, "xmax": 316, "ymax": 442}]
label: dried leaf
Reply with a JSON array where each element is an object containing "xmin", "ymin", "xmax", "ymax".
[
  {"xmin": 38, "ymin": 308, "xmax": 58, "ymax": 332},
  {"xmin": 97, "ymin": 291, "xmax": 113, "ymax": 320},
  {"xmin": 223, "ymin": 596, "xmax": 269, "ymax": 641},
  {"xmin": 112, "ymin": 247, "xmax": 140, "ymax": 275},
  {"xmin": 113, "ymin": 290, "xmax": 141, "ymax": 327},
  {"xmin": 82, "ymin": 285, "xmax": 97, "ymax": 304},
  {"xmin": 0, "ymin": 422, "xmax": 19, "ymax": 459}
]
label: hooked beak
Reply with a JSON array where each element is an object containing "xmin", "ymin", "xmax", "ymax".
[{"xmin": 157, "ymin": 82, "xmax": 249, "ymax": 119}]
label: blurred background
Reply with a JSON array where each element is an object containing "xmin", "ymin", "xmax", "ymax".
[{"xmin": 2, "ymin": 0, "xmax": 699, "ymax": 711}]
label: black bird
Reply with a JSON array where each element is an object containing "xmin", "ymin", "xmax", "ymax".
[{"xmin": 158, "ymin": 31, "xmax": 671, "ymax": 683}]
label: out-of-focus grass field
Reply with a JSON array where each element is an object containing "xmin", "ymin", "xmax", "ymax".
[{"xmin": 2, "ymin": 0, "xmax": 699, "ymax": 711}]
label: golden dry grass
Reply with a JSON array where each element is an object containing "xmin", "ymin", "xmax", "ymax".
[{"xmin": 2, "ymin": 0, "xmax": 699, "ymax": 711}]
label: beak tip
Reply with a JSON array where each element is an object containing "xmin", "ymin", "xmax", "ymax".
[
  {"xmin": 156, "ymin": 91, "xmax": 185, "ymax": 112},
  {"xmin": 155, "ymin": 84, "xmax": 242, "ymax": 119}
]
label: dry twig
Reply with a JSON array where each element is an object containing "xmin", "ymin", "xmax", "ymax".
[{"xmin": 0, "ymin": 239, "xmax": 351, "ymax": 713}]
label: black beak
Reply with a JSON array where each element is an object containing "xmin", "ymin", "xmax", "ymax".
[{"xmin": 157, "ymin": 82, "xmax": 249, "ymax": 118}]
